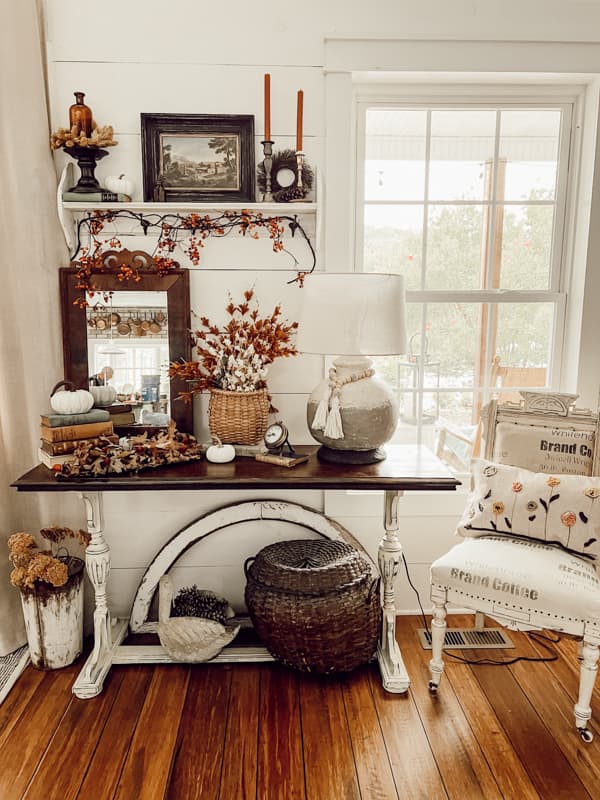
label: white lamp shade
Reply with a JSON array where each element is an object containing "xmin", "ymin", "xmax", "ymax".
[{"xmin": 295, "ymin": 273, "xmax": 407, "ymax": 356}]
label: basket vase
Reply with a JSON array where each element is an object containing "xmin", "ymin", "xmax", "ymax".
[{"xmin": 208, "ymin": 387, "xmax": 269, "ymax": 445}]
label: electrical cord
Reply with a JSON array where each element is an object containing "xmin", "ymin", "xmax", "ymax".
[{"xmin": 401, "ymin": 553, "xmax": 559, "ymax": 666}]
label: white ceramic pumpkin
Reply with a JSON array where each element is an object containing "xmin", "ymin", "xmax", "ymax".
[
  {"xmin": 104, "ymin": 174, "xmax": 133, "ymax": 196},
  {"xmin": 205, "ymin": 436, "xmax": 236, "ymax": 463},
  {"xmin": 50, "ymin": 381, "xmax": 94, "ymax": 415},
  {"xmin": 90, "ymin": 384, "xmax": 117, "ymax": 407}
]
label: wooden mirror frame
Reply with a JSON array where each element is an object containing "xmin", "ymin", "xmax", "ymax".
[{"xmin": 59, "ymin": 263, "xmax": 193, "ymax": 435}]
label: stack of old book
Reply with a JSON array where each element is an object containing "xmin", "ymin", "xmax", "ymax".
[
  {"xmin": 39, "ymin": 408, "xmax": 117, "ymax": 469},
  {"xmin": 105, "ymin": 403, "xmax": 136, "ymax": 428}
]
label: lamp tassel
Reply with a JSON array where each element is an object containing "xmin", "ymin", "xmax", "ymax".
[
  {"xmin": 324, "ymin": 392, "xmax": 344, "ymax": 439},
  {"xmin": 311, "ymin": 395, "xmax": 329, "ymax": 431}
]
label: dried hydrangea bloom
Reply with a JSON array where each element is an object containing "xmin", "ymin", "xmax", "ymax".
[
  {"xmin": 40, "ymin": 525, "xmax": 71, "ymax": 544},
  {"xmin": 7, "ymin": 532, "xmax": 37, "ymax": 567},
  {"xmin": 39, "ymin": 525, "xmax": 91, "ymax": 549},
  {"xmin": 10, "ymin": 566, "xmax": 28, "ymax": 588},
  {"xmin": 24, "ymin": 554, "xmax": 68, "ymax": 588},
  {"xmin": 74, "ymin": 529, "xmax": 92, "ymax": 548}
]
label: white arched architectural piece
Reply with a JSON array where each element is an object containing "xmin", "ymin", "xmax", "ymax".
[{"xmin": 129, "ymin": 499, "xmax": 368, "ymax": 633}]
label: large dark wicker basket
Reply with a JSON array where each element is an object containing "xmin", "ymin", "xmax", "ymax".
[{"xmin": 244, "ymin": 539, "xmax": 380, "ymax": 674}]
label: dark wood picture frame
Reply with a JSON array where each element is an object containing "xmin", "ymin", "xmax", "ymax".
[
  {"xmin": 141, "ymin": 113, "xmax": 255, "ymax": 203},
  {"xmin": 60, "ymin": 266, "xmax": 193, "ymax": 435}
]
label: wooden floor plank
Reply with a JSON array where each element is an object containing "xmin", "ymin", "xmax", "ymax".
[
  {"xmin": 0, "ymin": 665, "xmax": 45, "ymax": 747},
  {"xmin": 501, "ymin": 630, "xmax": 600, "ymax": 798},
  {"xmin": 529, "ymin": 632, "xmax": 600, "ymax": 712},
  {"xmin": 441, "ymin": 617, "xmax": 592, "ymax": 800},
  {"xmin": 166, "ymin": 666, "xmax": 232, "ymax": 800},
  {"xmin": 257, "ymin": 665, "xmax": 306, "ymax": 800},
  {"xmin": 3, "ymin": 619, "xmax": 600, "ymax": 800},
  {"xmin": 470, "ymin": 659, "xmax": 591, "ymax": 799},
  {"xmin": 440, "ymin": 647, "xmax": 541, "ymax": 799},
  {"xmin": 367, "ymin": 667, "xmax": 448, "ymax": 800},
  {"xmin": 219, "ymin": 665, "xmax": 260, "ymax": 800},
  {"xmin": 114, "ymin": 665, "xmax": 190, "ymax": 800},
  {"xmin": 77, "ymin": 666, "xmax": 153, "ymax": 800},
  {"xmin": 342, "ymin": 665, "xmax": 399, "ymax": 799},
  {"xmin": 398, "ymin": 616, "xmax": 503, "ymax": 799},
  {"xmin": 0, "ymin": 663, "xmax": 80, "ymax": 799},
  {"xmin": 300, "ymin": 674, "xmax": 361, "ymax": 800},
  {"xmin": 23, "ymin": 669, "xmax": 123, "ymax": 800}
]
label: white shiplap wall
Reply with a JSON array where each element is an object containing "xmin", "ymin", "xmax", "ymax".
[{"xmin": 45, "ymin": 0, "xmax": 600, "ymax": 617}]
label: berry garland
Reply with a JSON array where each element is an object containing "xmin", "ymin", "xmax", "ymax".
[{"xmin": 71, "ymin": 208, "xmax": 316, "ymax": 302}]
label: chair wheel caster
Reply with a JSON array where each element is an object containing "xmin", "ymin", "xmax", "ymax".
[
  {"xmin": 428, "ymin": 680, "xmax": 438, "ymax": 694},
  {"xmin": 579, "ymin": 728, "xmax": 593, "ymax": 743}
]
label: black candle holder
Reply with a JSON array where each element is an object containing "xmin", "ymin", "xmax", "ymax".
[{"xmin": 63, "ymin": 146, "xmax": 109, "ymax": 193}]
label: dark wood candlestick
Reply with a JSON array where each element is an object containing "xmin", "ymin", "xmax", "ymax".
[{"xmin": 64, "ymin": 146, "xmax": 109, "ymax": 193}]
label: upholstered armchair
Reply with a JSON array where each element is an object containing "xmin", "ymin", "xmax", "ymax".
[{"xmin": 429, "ymin": 391, "xmax": 600, "ymax": 742}]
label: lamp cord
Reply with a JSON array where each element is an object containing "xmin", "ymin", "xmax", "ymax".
[{"xmin": 401, "ymin": 553, "xmax": 559, "ymax": 666}]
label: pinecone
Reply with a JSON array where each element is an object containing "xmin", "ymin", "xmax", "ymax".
[{"xmin": 172, "ymin": 585, "xmax": 233, "ymax": 624}]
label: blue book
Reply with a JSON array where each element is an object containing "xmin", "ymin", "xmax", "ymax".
[{"xmin": 40, "ymin": 409, "xmax": 111, "ymax": 428}]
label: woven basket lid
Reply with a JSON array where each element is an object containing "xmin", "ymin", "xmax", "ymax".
[{"xmin": 247, "ymin": 539, "xmax": 375, "ymax": 596}]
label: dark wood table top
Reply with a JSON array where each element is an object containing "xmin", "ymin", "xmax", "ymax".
[{"xmin": 12, "ymin": 445, "xmax": 460, "ymax": 493}]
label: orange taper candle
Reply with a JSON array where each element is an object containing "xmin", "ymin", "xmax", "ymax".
[
  {"xmin": 296, "ymin": 89, "xmax": 304, "ymax": 151},
  {"xmin": 264, "ymin": 73, "xmax": 271, "ymax": 141}
]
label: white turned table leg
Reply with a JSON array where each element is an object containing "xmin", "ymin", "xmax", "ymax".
[
  {"xmin": 377, "ymin": 489, "xmax": 410, "ymax": 693},
  {"xmin": 73, "ymin": 491, "xmax": 127, "ymax": 699}
]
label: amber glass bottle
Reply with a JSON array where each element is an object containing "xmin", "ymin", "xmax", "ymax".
[{"xmin": 69, "ymin": 92, "xmax": 93, "ymax": 136}]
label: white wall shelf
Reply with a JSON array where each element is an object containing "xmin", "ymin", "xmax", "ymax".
[
  {"xmin": 61, "ymin": 201, "xmax": 317, "ymax": 214},
  {"xmin": 57, "ymin": 163, "xmax": 321, "ymax": 264}
]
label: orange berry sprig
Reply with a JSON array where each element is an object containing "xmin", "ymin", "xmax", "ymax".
[{"xmin": 169, "ymin": 288, "xmax": 299, "ymax": 401}]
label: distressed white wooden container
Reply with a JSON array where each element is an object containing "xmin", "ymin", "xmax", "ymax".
[{"xmin": 19, "ymin": 558, "xmax": 84, "ymax": 670}]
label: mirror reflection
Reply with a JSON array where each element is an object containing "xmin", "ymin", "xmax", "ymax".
[
  {"xmin": 60, "ymin": 258, "xmax": 192, "ymax": 434},
  {"xmin": 86, "ymin": 290, "xmax": 171, "ymax": 426}
]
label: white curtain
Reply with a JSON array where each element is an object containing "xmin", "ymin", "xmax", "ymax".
[{"xmin": 0, "ymin": 3, "xmax": 80, "ymax": 655}]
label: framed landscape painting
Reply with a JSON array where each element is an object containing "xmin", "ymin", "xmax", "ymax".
[{"xmin": 141, "ymin": 114, "xmax": 255, "ymax": 203}]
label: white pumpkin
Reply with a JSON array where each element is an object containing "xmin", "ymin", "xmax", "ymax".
[
  {"xmin": 205, "ymin": 436, "xmax": 236, "ymax": 463},
  {"xmin": 50, "ymin": 381, "xmax": 94, "ymax": 415},
  {"xmin": 104, "ymin": 174, "xmax": 133, "ymax": 196},
  {"xmin": 90, "ymin": 384, "xmax": 117, "ymax": 407}
]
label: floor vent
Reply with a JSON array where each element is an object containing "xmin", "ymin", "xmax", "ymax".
[{"xmin": 417, "ymin": 627, "xmax": 514, "ymax": 650}]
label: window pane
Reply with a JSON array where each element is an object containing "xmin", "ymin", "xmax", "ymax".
[
  {"xmin": 498, "ymin": 205, "xmax": 554, "ymax": 290},
  {"xmin": 437, "ymin": 390, "xmax": 477, "ymax": 429},
  {"xmin": 500, "ymin": 110, "xmax": 560, "ymax": 201},
  {"xmin": 423, "ymin": 303, "xmax": 482, "ymax": 387},
  {"xmin": 365, "ymin": 109, "xmax": 426, "ymax": 201},
  {"xmin": 493, "ymin": 303, "xmax": 553, "ymax": 391},
  {"xmin": 364, "ymin": 205, "xmax": 423, "ymax": 290},
  {"xmin": 425, "ymin": 205, "xmax": 485, "ymax": 290},
  {"xmin": 429, "ymin": 110, "xmax": 496, "ymax": 201}
]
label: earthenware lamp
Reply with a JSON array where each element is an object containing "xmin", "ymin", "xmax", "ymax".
[{"xmin": 296, "ymin": 273, "xmax": 407, "ymax": 463}]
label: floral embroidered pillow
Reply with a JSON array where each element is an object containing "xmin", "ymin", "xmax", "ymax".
[{"xmin": 457, "ymin": 458, "xmax": 600, "ymax": 560}]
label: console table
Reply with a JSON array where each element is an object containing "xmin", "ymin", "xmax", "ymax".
[{"xmin": 13, "ymin": 445, "xmax": 458, "ymax": 698}]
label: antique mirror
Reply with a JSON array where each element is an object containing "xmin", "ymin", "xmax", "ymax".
[{"xmin": 60, "ymin": 251, "xmax": 193, "ymax": 434}]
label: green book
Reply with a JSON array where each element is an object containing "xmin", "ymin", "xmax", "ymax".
[
  {"xmin": 62, "ymin": 191, "xmax": 132, "ymax": 203},
  {"xmin": 40, "ymin": 409, "xmax": 111, "ymax": 428}
]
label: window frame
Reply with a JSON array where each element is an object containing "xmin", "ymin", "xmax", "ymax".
[{"xmin": 353, "ymin": 88, "xmax": 581, "ymax": 442}]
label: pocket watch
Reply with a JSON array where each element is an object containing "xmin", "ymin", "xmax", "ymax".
[{"xmin": 264, "ymin": 421, "xmax": 295, "ymax": 455}]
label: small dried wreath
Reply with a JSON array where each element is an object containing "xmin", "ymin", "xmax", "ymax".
[{"xmin": 257, "ymin": 149, "xmax": 314, "ymax": 202}]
